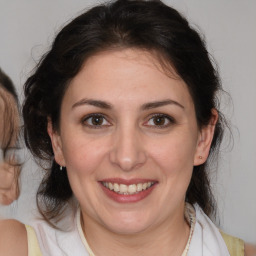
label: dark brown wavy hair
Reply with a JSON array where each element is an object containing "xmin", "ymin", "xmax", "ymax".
[{"xmin": 23, "ymin": 0, "xmax": 226, "ymax": 225}]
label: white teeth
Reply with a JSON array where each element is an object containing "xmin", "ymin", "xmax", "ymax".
[
  {"xmin": 128, "ymin": 184, "xmax": 137, "ymax": 193},
  {"xmin": 109, "ymin": 183, "xmax": 114, "ymax": 190},
  {"xmin": 142, "ymin": 183, "xmax": 148, "ymax": 190},
  {"xmin": 102, "ymin": 181, "xmax": 154, "ymax": 195},
  {"xmin": 113, "ymin": 183, "xmax": 119, "ymax": 192},
  {"xmin": 137, "ymin": 183, "xmax": 142, "ymax": 191},
  {"xmin": 120, "ymin": 184, "xmax": 128, "ymax": 193}
]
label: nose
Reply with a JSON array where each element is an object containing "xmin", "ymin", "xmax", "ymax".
[{"xmin": 109, "ymin": 126, "xmax": 147, "ymax": 172}]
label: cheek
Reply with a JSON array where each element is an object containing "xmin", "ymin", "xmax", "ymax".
[
  {"xmin": 61, "ymin": 135, "xmax": 108, "ymax": 177},
  {"xmin": 60, "ymin": 137, "xmax": 108, "ymax": 203},
  {"xmin": 149, "ymin": 133, "xmax": 197, "ymax": 171}
]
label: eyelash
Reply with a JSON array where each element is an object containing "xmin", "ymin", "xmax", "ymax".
[{"xmin": 82, "ymin": 113, "xmax": 175, "ymax": 129}]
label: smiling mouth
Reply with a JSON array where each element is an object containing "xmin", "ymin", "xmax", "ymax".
[{"xmin": 101, "ymin": 182, "xmax": 156, "ymax": 195}]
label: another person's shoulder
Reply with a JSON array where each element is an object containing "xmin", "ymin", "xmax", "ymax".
[
  {"xmin": 245, "ymin": 243, "xmax": 256, "ymax": 256},
  {"xmin": 0, "ymin": 219, "xmax": 27, "ymax": 255}
]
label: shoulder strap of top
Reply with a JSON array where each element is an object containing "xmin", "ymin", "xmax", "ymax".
[
  {"xmin": 25, "ymin": 225, "xmax": 43, "ymax": 256},
  {"xmin": 220, "ymin": 230, "xmax": 244, "ymax": 256}
]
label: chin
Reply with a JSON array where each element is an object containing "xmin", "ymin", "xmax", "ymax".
[
  {"xmin": 101, "ymin": 210, "xmax": 154, "ymax": 235},
  {"xmin": 106, "ymin": 222, "xmax": 150, "ymax": 235}
]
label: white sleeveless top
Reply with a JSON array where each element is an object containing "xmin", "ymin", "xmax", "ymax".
[{"xmin": 27, "ymin": 204, "xmax": 231, "ymax": 256}]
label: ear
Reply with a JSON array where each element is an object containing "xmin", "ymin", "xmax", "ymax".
[
  {"xmin": 194, "ymin": 109, "xmax": 218, "ymax": 166},
  {"xmin": 47, "ymin": 118, "xmax": 66, "ymax": 167}
]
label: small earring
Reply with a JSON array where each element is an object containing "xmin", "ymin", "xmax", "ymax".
[
  {"xmin": 60, "ymin": 166, "xmax": 63, "ymax": 170},
  {"xmin": 199, "ymin": 156, "xmax": 203, "ymax": 159}
]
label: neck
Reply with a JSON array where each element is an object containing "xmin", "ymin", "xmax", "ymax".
[{"xmin": 80, "ymin": 205, "xmax": 190, "ymax": 256}]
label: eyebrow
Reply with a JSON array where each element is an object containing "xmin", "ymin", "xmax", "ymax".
[
  {"xmin": 72, "ymin": 98, "xmax": 184, "ymax": 110},
  {"xmin": 141, "ymin": 99, "xmax": 184, "ymax": 110},
  {"xmin": 72, "ymin": 99, "xmax": 112, "ymax": 109}
]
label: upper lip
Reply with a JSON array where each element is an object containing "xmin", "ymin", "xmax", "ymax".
[{"xmin": 100, "ymin": 178, "xmax": 157, "ymax": 185}]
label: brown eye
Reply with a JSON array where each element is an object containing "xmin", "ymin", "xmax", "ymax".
[
  {"xmin": 145, "ymin": 114, "xmax": 175, "ymax": 128},
  {"xmin": 152, "ymin": 116, "xmax": 166, "ymax": 126},
  {"xmin": 83, "ymin": 114, "xmax": 110, "ymax": 128},
  {"xmin": 91, "ymin": 116, "xmax": 104, "ymax": 125}
]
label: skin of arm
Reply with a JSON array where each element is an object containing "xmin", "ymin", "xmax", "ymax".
[
  {"xmin": 0, "ymin": 219, "xmax": 27, "ymax": 255},
  {"xmin": 245, "ymin": 243, "xmax": 256, "ymax": 256}
]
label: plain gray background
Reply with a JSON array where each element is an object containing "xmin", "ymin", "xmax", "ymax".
[{"xmin": 0, "ymin": 0, "xmax": 255, "ymax": 244}]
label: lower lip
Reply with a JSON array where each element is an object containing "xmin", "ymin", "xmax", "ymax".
[{"xmin": 100, "ymin": 183, "xmax": 157, "ymax": 203}]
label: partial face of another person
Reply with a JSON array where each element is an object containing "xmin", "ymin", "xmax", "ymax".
[
  {"xmin": 0, "ymin": 86, "xmax": 20, "ymax": 205},
  {"xmin": 49, "ymin": 49, "xmax": 215, "ymax": 234}
]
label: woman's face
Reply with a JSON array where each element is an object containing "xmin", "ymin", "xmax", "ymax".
[
  {"xmin": 50, "ymin": 49, "xmax": 215, "ymax": 234},
  {"xmin": 0, "ymin": 87, "xmax": 19, "ymax": 149},
  {"xmin": 0, "ymin": 86, "xmax": 20, "ymax": 205}
]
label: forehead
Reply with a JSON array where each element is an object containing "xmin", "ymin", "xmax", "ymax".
[{"xmin": 63, "ymin": 48, "xmax": 194, "ymax": 109}]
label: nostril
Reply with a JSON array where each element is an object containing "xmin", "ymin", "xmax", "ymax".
[
  {"xmin": 109, "ymin": 149, "xmax": 147, "ymax": 172},
  {"xmin": 109, "ymin": 129, "xmax": 147, "ymax": 171}
]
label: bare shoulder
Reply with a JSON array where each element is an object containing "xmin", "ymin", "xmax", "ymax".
[
  {"xmin": 0, "ymin": 219, "xmax": 28, "ymax": 256},
  {"xmin": 245, "ymin": 242, "xmax": 256, "ymax": 256}
]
